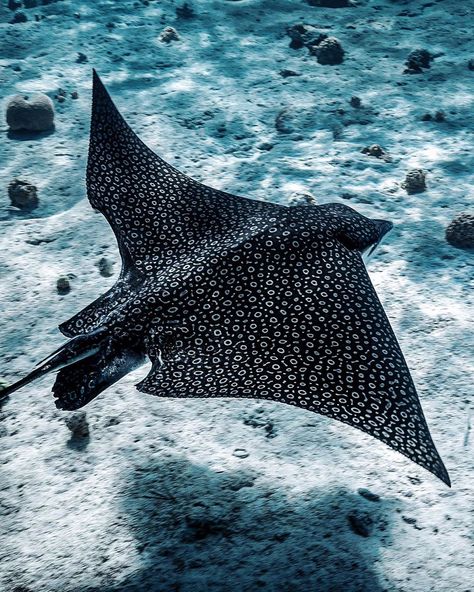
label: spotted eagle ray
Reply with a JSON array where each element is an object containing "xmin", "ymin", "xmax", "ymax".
[{"xmin": 1, "ymin": 70, "xmax": 450, "ymax": 486}]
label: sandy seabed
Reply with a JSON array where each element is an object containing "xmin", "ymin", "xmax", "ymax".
[{"xmin": 0, "ymin": 1, "xmax": 473, "ymax": 591}]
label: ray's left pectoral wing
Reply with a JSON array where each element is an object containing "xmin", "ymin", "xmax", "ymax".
[
  {"xmin": 88, "ymin": 70, "xmax": 285, "ymax": 276},
  {"xmin": 59, "ymin": 71, "xmax": 286, "ymax": 339}
]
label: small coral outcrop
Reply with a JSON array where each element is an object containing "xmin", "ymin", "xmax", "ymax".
[
  {"xmin": 445, "ymin": 213, "xmax": 474, "ymax": 249},
  {"xmin": 6, "ymin": 93, "xmax": 54, "ymax": 132}
]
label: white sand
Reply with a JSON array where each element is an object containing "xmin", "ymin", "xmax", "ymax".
[{"xmin": 0, "ymin": 1, "xmax": 472, "ymax": 590}]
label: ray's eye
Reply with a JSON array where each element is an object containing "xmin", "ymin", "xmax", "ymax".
[{"xmin": 335, "ymin": 230, "xmax": 368, "ymax": 251}]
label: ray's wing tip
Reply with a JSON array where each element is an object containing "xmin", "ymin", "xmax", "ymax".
[
  {"xmin": 91, "ymin": 69, "xmax": 114, "ymax": 107},
  {"xmin": 91, "ymin": 68, "xmax": 106, "ymax": 95},
  {"xmin": 429, "ymin": 442, "xmax": 451, "ymax": 487},
  {"xmin": 416, "ymin": 444, "xmax": 451, "ymax": 487},
  {"xmin": 438, "ymin": 465, "xmax": 451, "ymax": 488},
  {"xmin": 92, "ymin": 68, "xmax": 101, "ymax": 84},
  {"xmin": 426, "ymin": 452, "xmax": 450, "ymax": 487}
]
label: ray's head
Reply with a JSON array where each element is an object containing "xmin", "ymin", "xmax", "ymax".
[
  {"xmin": 361, "ymin": 218, "xmax": 393, "ymax": 261},
  {"xmin": 315, "ymin": 202, "xmax": 393, "ymax": 261}
]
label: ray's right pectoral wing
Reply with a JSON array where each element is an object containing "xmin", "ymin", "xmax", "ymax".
[{"xmin": 134, "ymin": 239, "xmax": 450, "ymax": 486}]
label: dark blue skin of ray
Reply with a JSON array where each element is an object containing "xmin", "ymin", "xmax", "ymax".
[
  {"xmin": 46, "ymin": 210, "xmax": 390, "ymax": 409},
  {"xmin": 0, "ymin": 70, "xmax": 450, "ymax": 487}
]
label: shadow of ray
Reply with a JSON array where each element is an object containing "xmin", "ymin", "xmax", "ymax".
[{"xmin": 80, "ymin": 454, "xmax": 396, "ymax": 592}]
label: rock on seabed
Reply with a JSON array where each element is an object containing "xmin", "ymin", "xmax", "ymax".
[
  {"xmin": 6, "ymin": 93, "xmax": 55, "ymax": 132},
  {"xmin": 445, "ymin": 213, "xmax": 474, "ymax": 248}
]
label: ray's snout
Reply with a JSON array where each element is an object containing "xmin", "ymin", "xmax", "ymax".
[
  {"xmin": 373, "ymin": 219, "xmax": 393, "ymax": 240},
  {"xmin": 363, "ymin": 219, "xmax": 393, "ymax": 260}
]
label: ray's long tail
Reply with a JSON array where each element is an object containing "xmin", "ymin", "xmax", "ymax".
[{"xmin": 0, "ymin": 328, "xmax": 108, "ymax": 400}]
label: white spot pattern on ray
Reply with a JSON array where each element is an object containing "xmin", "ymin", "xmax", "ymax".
[{"xmin": 57, "ymin": 71, "xmax": 449, "ymax": 486}]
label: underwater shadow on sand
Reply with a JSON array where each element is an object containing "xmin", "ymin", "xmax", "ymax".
[{"xmin": 80, "ymin": 454, "xmax": 396, "ymax": 592}]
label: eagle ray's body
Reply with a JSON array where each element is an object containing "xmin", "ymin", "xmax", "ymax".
[{"xmin": 1, "ymin": 70, "xmax": 450, "ymax": 486}]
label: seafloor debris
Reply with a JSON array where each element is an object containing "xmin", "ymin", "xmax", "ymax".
[
  {"xmin": 9, "ymin": 11, "xmax": 27, "ymax": 24},
  {"xmin": 286, "ymin": 24, "xmax": 344, "ymax": 65},
  {"xmin": 243, "ymin": 409, "xmax": 277, "ymax": 438},
  {"xmin": 55, "ymin": 88, "xmax": 67, "ymax": 103},
  {"xmin": 309, "ymin": 36, "xmax": 345, "ymax": 65},
  {"xmin": 256, "ymin": 141, "xmax": 274, "ymax": 151},
  {"xmin": 8, "ymin": 0, "xmax": 22, "ymax": 10},
  {"xmin": 347, "ymin": 511, "xmax": 374, "ymax": 537},
  {"xmin": 96, "ymin": 257, "xmax": 114, "ymax": 277},
  {"xmin": 279, "ymin": 69, "xmax": 300, "ymax": 78},
  {"xmin": 307, "ymin": 0, "xmax": 353, "ymax": 6},
  {"xmin": 159, "ymin": 26, "xmax": 180, "ymax": 43},
  {"xmin": 56, "ymin": 276, "xmax": 71, "ymax": 295},
  {"xmin": 361, "ymin": 144, "xmax": 392, "ymax": 162},
  {"xmin": 76, "ymin": 52, "xmax": 88, "ymax": 63},
  {"xmin": 8, "ymin": 179, "xmax": 39, "ymax": 210},
  {"xmin": 232, "ymin": 448, "xmax": 249, "ymax": 459},
  {"xmin": 350, "ymin": 95, "xmax": 362, "ymax": 108},
  {"xmin": 176, "ymin": 2, "xmax": 194, "ymax": 19},
  {"xmin": 275, "ymin": 107, "xmax": 294, "ymax": 134},
  {"xmin": 286, "ymin": 23, "xmax": 327, "ymax": 50},
  {"xmin": 274, "ymin": 105, "xmax": 315, "ymax": 135},
  {"xmin": 357, "ymin": 488, "xmax": 380, "ymax": 502},
  {"xmin": 6, "ymin": 93, "xmax": 55, "ymax": 132},
  {"xmin": 288, "ymin": 192, "xmax": 317, "ymax": 206},
  {"xmin": 445, "ymin": 213, "xmax": 474, "ymax": 249},
  {"xmin": 421, "ymin": 111, "xmax": 446, "ymax": 122},
  {"xmin": 404, "ymin": 49, "xmax": 433, "ymax": 74},
  {"xmin": 23, "ymin": 0, "xmax": 59, "ymax": 6},
  {"xmin": 64, "ymin": 412, "xmax": 90, "ymax": 438},
  {"xmin": 402, "ymin": 169, "xmax": 427, "ymax": 194}
]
